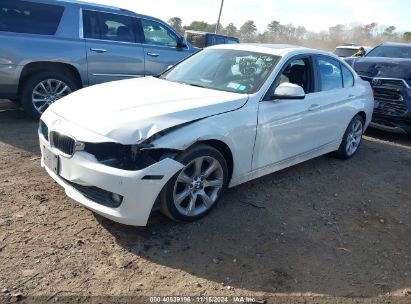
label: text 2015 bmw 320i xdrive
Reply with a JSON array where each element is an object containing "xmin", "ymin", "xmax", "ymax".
[{"xmin": 39, "ymin": 44, "xmax": 374, "ymax": 226}]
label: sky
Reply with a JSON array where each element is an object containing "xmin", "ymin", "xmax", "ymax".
[{"xmin": 79, "ymin": 0, "xmax": 411, "ymax": 33}]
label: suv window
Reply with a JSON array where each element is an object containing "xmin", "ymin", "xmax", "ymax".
[
  {"xmin": 213, "ymin": 37, "xmax": 226, "ymax": 45},
  {"xmin": 141, "ymin": 19, "xmax": 178, "ymax": 47},
  {"xmin": 227, "ymin": 38, "xmax": 239, "ymax": 44},
  {"xmin": 0, "ymin": 0, "xmax": 64, "ymax": 35},
  {"xmin": 318, "ymin": 57, "xmax": 343, "ymax": 91},
  {"xmin": 83, "ymin": 10, "xmax": 136, "ymax": 43}
]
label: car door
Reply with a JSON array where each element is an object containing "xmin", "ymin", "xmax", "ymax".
[
  {"xmin": 83, "ymin": 10, "xmax": 145, "ymax": 85},
  {"xmin": 312, "ymin": 55, "xmax": 357, "ymax": 145},
  {"xmin": 252, "ymin": 55, "xmax": 339, "ymax": 171},
  {"xmin": 138, "ymin": 18, "xmax": 193, "ymax": 76}
]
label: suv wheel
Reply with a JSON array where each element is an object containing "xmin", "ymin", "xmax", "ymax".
[{"xmin": 21, "ymin": 72, "xmax": 78, "ymax": 119}]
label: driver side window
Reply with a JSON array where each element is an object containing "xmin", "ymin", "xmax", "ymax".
[
  {"xmin": 141, "ymin": 19, "xmax": 178, "ymax": 47},
  {"xmin": 274, "ymin": 57, "xmax": 313, "ymax": 94}
]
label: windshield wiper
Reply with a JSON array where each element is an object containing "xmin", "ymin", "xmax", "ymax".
[
  {"xmin": 164, "ymin": 79, "xmax": 208, "ymax": 89},
  {"xmin": 184, "ymin": 83, "xmax": 207, "ymax": 88}
]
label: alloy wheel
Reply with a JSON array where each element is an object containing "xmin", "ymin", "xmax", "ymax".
[
  {"xmin": 173, "ymin": 156, "xmax": 224, "ymax": 217},
  {"xmin": 32, "ymin": 79, "xmax": 72, "ymax": 114},
  {"xmin": 345, "ymin": 119, "xmax": 363, "ymax": 156}
]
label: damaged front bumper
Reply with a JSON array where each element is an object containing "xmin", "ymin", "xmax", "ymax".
[
  {"xmin": 360, "ymin": 76, "xmax": 411, "ymax": 134},
  {"xmin": 369, "ymin": 117, "xmax": 411, "ymax": 134},
  {"xmin": 38, "ymin": 131, "xmax": 184, "ymax": 227}
]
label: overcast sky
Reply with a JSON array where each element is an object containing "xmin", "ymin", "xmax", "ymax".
[{"xmin": 78, "ymin": 0, "xmax": 410, "ymax": 33}]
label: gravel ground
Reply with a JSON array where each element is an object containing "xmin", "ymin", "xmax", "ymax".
[{"xmin": 0, "ymin": 100, "xmax": 410, "ymax": 303}]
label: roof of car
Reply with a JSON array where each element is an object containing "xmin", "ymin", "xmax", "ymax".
[
  {"xmin": 34, "ymin": 0, "xmax": 171, "ymax": 27},
  {"xmin": 37, "ymin": 0, "xmax": 123, "ymax": 11},
  {"xmin": 207, "ymin": 43, "xmax": 331, "ymax": 57},
  {"xmin": 381, "ymin": 42, "xmax": 411, "ymax": 47},
  {"xmin": 335, "ymin": 45, "xmax": 361, "ymax": 50}
]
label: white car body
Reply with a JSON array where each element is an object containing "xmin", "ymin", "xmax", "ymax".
[{"xmin": 39, "ymin": 44, "xmax": 374, "ymax": 226}]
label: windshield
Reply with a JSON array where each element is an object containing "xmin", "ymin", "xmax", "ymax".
[
  {"xmin": 160, "ymin": 49, "xmax": 280, "ymax": 94},
  {"xmin": 366, "ymin": 45, "xmax": 411, "ymax": 59},
  {"xmin": 333, "ymin": 48, "xmax": 357, "ymax": 57}
]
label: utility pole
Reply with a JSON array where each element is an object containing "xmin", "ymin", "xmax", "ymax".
[{"xmin": 215, "ymin": 0, "xmax": 224, "ymax": 34}]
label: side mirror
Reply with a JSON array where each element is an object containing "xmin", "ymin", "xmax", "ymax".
[
  {"xmin": 177, "ymin": 37, "xmax": 187, "ymax": 48},
  {"xmin": 272, "ymin": 82, "xmax": 305, "ymax": 100}
]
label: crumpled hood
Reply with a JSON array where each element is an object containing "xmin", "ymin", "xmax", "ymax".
[
  {"xmin": 345, "ymin": 57, "xmax": 411, "ymax": 80},
  {"xmin": 47, "ymin": 77, "xmax": 248, "ymax": 144}
]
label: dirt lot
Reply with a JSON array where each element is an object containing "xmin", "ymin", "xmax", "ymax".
[{"xmin": 0, "ymin": 100, "xmax": 411, "ymax": 303}]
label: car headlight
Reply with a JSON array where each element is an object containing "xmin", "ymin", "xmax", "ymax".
[
  {"xmin": 39, "ymin": 120, "xmax": 49, "ymax": 141},
  {"xmin": 83, "ymin": 142, "xmax": 177, "ymax": 171}
]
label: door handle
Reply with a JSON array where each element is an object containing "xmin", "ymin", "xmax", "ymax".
[
  {"xmin": 90, "ymin": 48, "xmax": 107, "ymax": 53},
  {"xmin": 147, "ymin": 52, "xmax": 160, "ymax": 57},
  {"xmin": 308, "ymin": 104, "xmax": 321, "ymax": 111}
]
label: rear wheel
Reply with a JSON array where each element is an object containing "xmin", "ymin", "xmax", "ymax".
[
  {"xmin": 334, "ymin": 114, "xmax": 364, "ymax": 159},
  {"xmin": 21, "ymin": 71, "xmax": 78, "ymax": 119},
  {"xmin": 160, "ymin": 145, "xmax": 229, "ymax": 222}
]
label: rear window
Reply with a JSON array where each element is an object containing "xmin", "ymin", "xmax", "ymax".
[
  {"xmin": 213, "ymin": 37, "xmax": 226, "ymax": 45},
  {"xmin": 0, "ymin": 0, "xmax": 64, "ymax": 35},
  {"xmin": 227, "ymin": 38, "xmax": 239, "ymax": 44},
  {"xmin": 333, "ymin": 48, "xmax": 357, "ymax": 58}
]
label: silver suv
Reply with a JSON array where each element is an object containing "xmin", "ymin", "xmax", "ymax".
[{"xmin": 0, "ymin": 0, "xmax": 197, "ymax": 118}]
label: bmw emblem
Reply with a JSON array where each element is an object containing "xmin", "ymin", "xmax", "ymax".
[{"xmin": 372, "ymin": 79, "xmax": 382, "ymax": 86}]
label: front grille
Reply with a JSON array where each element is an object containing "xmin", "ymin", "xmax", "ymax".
[
  {"xmin": 51, "ymin": 132, "xmax": 75, "ymax": 156},
  {"xmin": 374, "ymin": 88, "xmax": 408, "ymax": 117},
  {"xmin": 360, "ymin": 76, "xmax": 408, "ymax": 117},
  {"xmin": 65, "ymin": 179, "xmax": 123, "ymax": 208},
  {"xmin": 378, "ymin": 79, "xmax": 405, "ymax": 87}
]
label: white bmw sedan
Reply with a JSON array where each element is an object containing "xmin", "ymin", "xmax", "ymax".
[{"xmin": 39, "ymin": 44, "xmax": 374, "ymax": 226}]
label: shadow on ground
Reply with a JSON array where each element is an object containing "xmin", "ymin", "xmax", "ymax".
[
  {"xmin": 99, "ymin": 132, "xmax": 411, "ymax": 297},
  {"xmin": 0, "ymin": 103, "xmax": 39, "ymax": 155}
]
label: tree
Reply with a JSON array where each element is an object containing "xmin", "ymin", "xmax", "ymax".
[
  {"xmin": 266, "ymin": 20, "xmax": 283, "ymax": 42},
  {"xmin": 295, "ymin": 26, "xmax": 307, "ymax": 41},
  {"xmin": 239, "ymin": 20, "xmax": 257, "ymax": 42},
  {"xmin": 267, "ymin": 20, "xmax": 282, "ymax": 35},
  {"xmin": 404, "ymin": 32, "xmax": 411, "ymax": 42},
  {"xmin": 222, "ymin": 23, "xmax": 238, "ymax": 37},
  {"xmin": 185, "ymin": 21, "xmax": 214, "ymax": 32},
  {"xmin": 168, "ymin": 17, "xmax": 183, "ymax": 34},
  {"xmin": 383, "ymin": 25, "xmax": 397, "ymax": 36}
]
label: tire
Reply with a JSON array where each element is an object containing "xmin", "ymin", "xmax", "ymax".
[
  {"xmin": 334, "ymin": 114, "xmax": 364, "ymax": 160},
  {"xmin": 160, "ymin": 144, "xmax": 229, "ymax": 222},
  {"xmin": 21, "ymin": 71, "xmax": 78, "ymax": 119}
]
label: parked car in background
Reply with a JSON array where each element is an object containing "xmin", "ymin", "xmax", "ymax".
[
  {"xmin": 39, "ymin": 44, "xmax": 373, "ymax": 226},
  {"xmin": 184, "ymin": 30, "xmax": 239, "ymax": 48},
  {"xmin": 345, "ymin": 42, "xmax": 411, "ymax": 134},
  {"xmin": 0, "ymin": 0, "xmax": 196, "ymax": 119},
  {"xmin": 333, "ymin": 45, "xmax": 371, "ymax": 58}
]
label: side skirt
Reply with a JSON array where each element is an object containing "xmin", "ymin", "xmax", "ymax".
[{"xmin": 229, "ymin": 140, "xmax": 341, "ymax": 187}]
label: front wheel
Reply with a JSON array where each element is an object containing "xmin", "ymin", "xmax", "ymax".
[
  {"xmin": 160, "ymin": 144, "xmax": 229, "ymax": 222},
  {"xmin": 334, "ymin": 114, "xmax": 364, "ymax": 159},
  {"xmin": 21, "ymin": 72, "xmax": 78, "ymax": 119}
]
